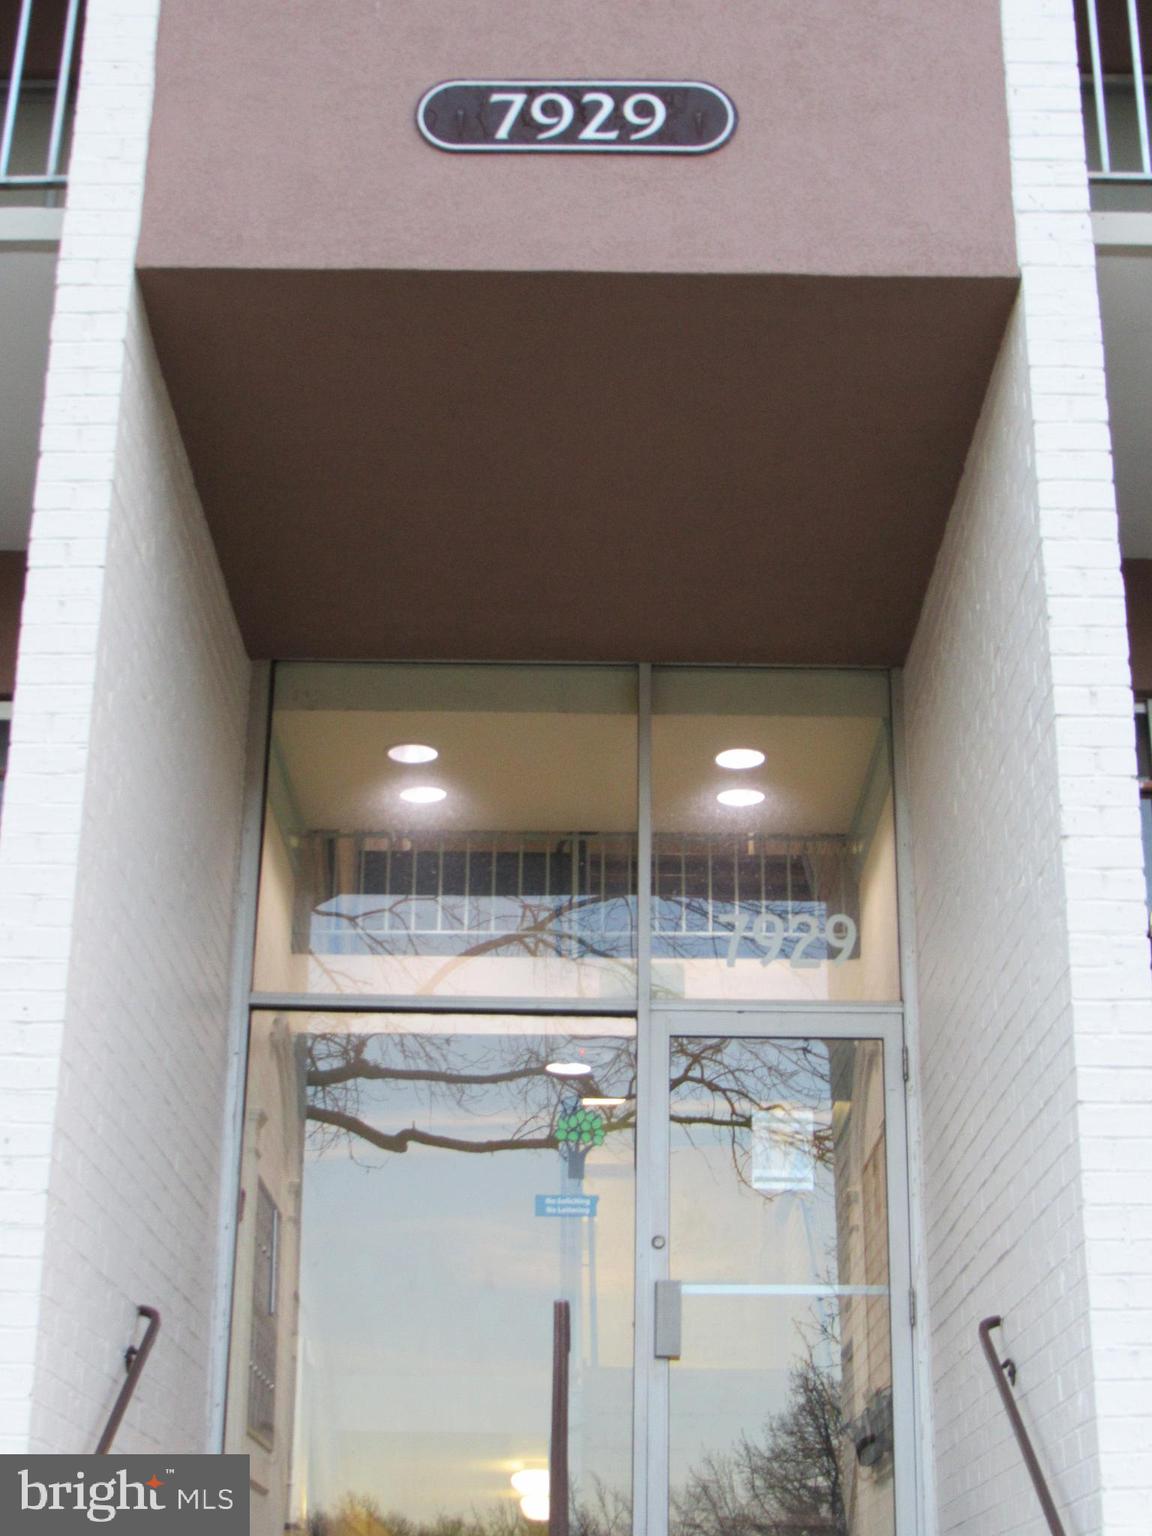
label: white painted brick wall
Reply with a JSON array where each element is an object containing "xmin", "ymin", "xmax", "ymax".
[
  {"xmin": 905, "ymin": 2, "xmax": 1152, "ymax": 1531},
  {"xmin": 0, "ymin": 0, "xmax": 251, "ymax": 1453},
  {"xmin": 905, "ymin": 306, "xmax": 1102, "ymax": 1536}
]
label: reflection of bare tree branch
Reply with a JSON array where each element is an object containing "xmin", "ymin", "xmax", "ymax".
[
  {"xmin": 309, "ymin": 890, "xmax": 636, "ymax": 999},
  {"xmin": 308, "ymin": 1060, "xmax": 555, "ymax": 1090},
  {"xmin": 308, "ymin": 1106, "xmax": 557, "ymax": 1157},
  {"xmin": 301, "ymin": 1032, "xmax": 833, "ymax": 1174},
  {"xmin": 414, "ymin": 895, "xmax": 628, "ymax": 993},
  {"xmin": 308, "ymin": 1100, "xmax": 780, "ymax": 1152},
  {"xmin": 305, "ymin": 1474, "xmax": 632, "ymax": 1536},
  {"xmin": 669, "ymin": 1037, "xmax": 834, "ymax": 1187},
  {"xmin": 672, "ymin": 1335, "xmax": 848, "ymax": 1536}
]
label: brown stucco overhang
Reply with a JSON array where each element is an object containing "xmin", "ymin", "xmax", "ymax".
[
  {"xmin": 1124, "ymin": 560, "xmax": 1152, "ymax": 696},
  {"xmin": 137, "ymin": 267, "xmax": 1017, "ymax": 664},
  {"xmin": 0, "ymin": 552, "xmax": 25, "ymax": 697},
  {"xmin": 140, "ymin": 0, "xmax": 1015, "ymax": 280},
  {"xmin": 136, "ymin": 0, "xmax": 1018, "ymax": 663}
]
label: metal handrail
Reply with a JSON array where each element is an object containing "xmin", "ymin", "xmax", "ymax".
[
  {"xmin": 94, "ymin": 1305, "xmax": 161, "ymax": 1454},
  {"xmin": 978, "ymin": 1316, "xmax": 1068, "ymax": 1536}
]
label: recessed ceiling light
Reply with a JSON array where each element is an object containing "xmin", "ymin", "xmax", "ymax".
[
  {"xmin": 582, "ymin": 1096, "xmax": 628, "ymax": 1107},
  {"xmin": 715, "ymin": 748, "xmax": 766, "ymax": 770},
  {"xmin": 545, "ymin": 1061, "xmax": 592, "ymax": 1077},
  {"xmin": 388, "ymin": 743, "xmax": 438, "ymax": 764},
  {"xmin": 717, "ymin": 788, "xmax": 765, "ymax": 807},
  {"xmin": 400, "ymin": 785, "xmax": 447, "ymax": 804}
]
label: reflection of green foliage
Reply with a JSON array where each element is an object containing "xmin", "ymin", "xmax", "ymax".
[{"xmin": 555, "ymin": 1108, "xmax": 606, "ymax": 1149}]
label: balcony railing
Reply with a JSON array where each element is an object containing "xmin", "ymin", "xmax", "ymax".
[
  {"xmin": 1079, "ymin": 0, "xmax": 1152, "ymax": 182},
  {"xmin": 0, "ymin": 0, "xmax": 83, "ymax": 199}
]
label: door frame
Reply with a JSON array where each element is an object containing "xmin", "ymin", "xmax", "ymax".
[
  {"xmin": 224, "ymin": 659, "xmax": 924, "ymax": 1529},
  {"xmin": 634, "ymin": 1003, "xmax": 914, "ymax": 1536}
]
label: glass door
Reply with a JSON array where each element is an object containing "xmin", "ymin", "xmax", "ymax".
[
  {"xmin": 227, "ymin": 1010, "xmax": 638, "ymax": 1536},
  {"xmin": 640, "ymin": 1009, "xmax": 913, "ymax": 1536}
]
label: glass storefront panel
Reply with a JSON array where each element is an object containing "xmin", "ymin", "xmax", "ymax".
[
  {"xmin": 239, "ymin": 664, "xmax": 909, "ymax": 1526},
  {"xmin": 228, "ymin": 1011, "xmax": 637, "ymax": 1536},
  {"xmin": 253, "ymin": 664, "xmax": 638, "ymax": 1001},
  {"xmin": 651, "ymin": 669, "xmax": 900, "ymax": 1001},
  {"xmin": 668, "ymin": 1036, "xmax": 894, "ymax": 1536}
]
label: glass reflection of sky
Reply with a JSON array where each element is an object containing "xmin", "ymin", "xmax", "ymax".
[
  {"xmin": 281, "ymin": 1028, "xmax": 890, "ymax": 1535},
  {"xmin": 668, "ymin": 1038, "xmax": 891, "ymax": 1520},
  {"xmin": 294, "ymin": 1030, "xmax": 636, "ymax": 1528}
]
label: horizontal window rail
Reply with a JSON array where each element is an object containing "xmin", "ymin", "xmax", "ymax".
[
  {"xmin": 296, "ymin": 827, "xmax": 860, "ymax": 963},
  {"xmin": 1080, "ymin": 0, "xmax": 1152, "ymax": 180},
  {"xmin": 977, "ymin": 1316, "xmax": 1068, "ymax": 1536},
  {"xmin": 95, "ymin": 1305, "xmax": 161, "ymax": 1454},
  {"xmin": 1, "ymin": 0, "xmax": 83, "ymax": 190}
]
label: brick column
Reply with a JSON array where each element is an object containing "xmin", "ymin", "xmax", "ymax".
[
  {"xmin": 0, "ymin": 0, "xmax": 251, "ymax": 1453},
  {"xmin": 903, "ymin": 2, "xmax": 1152, "ymax": 1532}
]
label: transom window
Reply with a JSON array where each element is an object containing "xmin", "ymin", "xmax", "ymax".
[{"xmin": 252, "ymin": 664, "xmax": 899, "ymax": 1005}]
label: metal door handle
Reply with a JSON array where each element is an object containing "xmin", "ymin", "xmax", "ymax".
[{"xmin": 654, "ymin": 1280, "xmax": 682, "ymax": 1359}]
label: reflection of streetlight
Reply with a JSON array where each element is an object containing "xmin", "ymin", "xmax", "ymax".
[{"xmin": 511, "ymin": 1469, "xmax": 549, "ymax": 1522}]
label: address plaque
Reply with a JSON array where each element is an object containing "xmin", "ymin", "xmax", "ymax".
[{"xmin": 416, "ymin": 80, "xmax": 737, "ymax": 154}]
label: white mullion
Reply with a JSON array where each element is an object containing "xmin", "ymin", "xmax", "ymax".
[{"xmin": 632, "ymin": 662, "xmax": 656, "ymax": 1536}]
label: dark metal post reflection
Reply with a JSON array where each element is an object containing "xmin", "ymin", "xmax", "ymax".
[{"xmin": 550, "ymin": 1299, "xmax": 571, "ymax": 1536}]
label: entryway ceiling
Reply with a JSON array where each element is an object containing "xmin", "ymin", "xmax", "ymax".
[{"xmin": 139, "ymin": 268, "xmax": 1016, "ymax": 664}]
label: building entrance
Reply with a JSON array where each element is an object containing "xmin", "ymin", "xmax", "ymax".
[
  {"xmin": 226, "ymin": 661, "xmax": 915, "ymax": 1533},
  {"xmin": 227, "ymin": 1005, "xmax": 910, "ymax": 1536}
]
